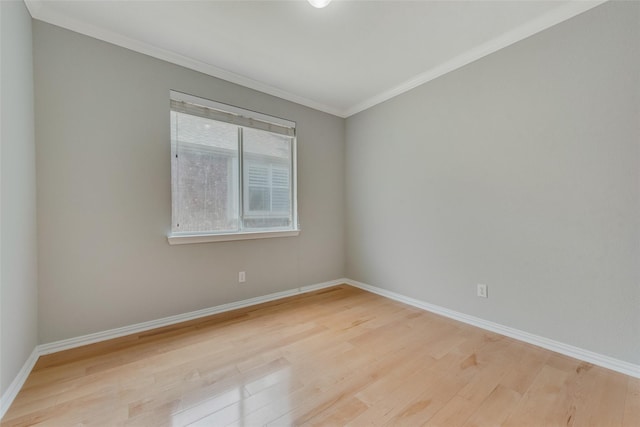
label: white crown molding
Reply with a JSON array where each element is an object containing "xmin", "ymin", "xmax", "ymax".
[
  {"xmin": 22, "ymin": 0, "xmax": 345, "ymax": 118},
  {"xmin": 25, "ymin": 0, "xmax": 607, "ymax": 119},
  {"xmin": 344, "ymin": 279, "xmax": 640, "ymax": 379},
  {"xmin": 0, "ymin": 348, "xmax": 39, "ymax": 420},
  {"xmin": 343, "ymin": 0, "xmax": 609, "ymax": 117}
]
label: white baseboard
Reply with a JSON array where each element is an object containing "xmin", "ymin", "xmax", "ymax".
[
  {"xmin": 344, "ymin": 278, "xmax": 640, "ymax": 379},
  {"xmin": 3, "ymin": 276, "xmax": 638, "ymax": 421},
  {"xmin": 38, "ymin": 278, "xmax": 344, "ymax": 356},
  {"xmin": 0, "ymin": 278, "xmax": 344, "ymax": 420},
  {"xmin": 0, "ymin": 347, "xmax": 39, "ymax": 420}
]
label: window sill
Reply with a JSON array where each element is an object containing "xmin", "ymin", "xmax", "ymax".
[{"xmin": 167, "ymin": 229, "xmax": 300, "ymax": 245}]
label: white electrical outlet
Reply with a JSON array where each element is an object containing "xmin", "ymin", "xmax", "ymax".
[
  {"xmin": 239, "ymin": 271, "xmax": 246, "ymax": 283},
  {"xmin": 477, "ymin": 284, "xmax": 488, "ymax": 298}
]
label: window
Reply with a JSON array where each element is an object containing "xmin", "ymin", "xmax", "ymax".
[{"xmin": 168, "ymin": 91, "xmax": 298, "ymax": 244}]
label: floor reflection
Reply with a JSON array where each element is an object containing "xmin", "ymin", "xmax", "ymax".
[{"xmin": 171, "ymin": 364, "xmax": 292, "ymax": 426}]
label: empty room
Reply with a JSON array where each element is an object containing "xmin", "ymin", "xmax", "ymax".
[{"xmin": 1, "ymin": 0, "xmax": 638, "ymax": 425}]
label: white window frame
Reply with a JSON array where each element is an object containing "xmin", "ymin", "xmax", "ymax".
[{"xmin": 167, "ymin": 91, "xmax": 299, "ymax": 245}]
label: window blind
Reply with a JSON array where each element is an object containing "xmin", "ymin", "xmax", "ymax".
[{"xmin": 170, "ymin": 91, "xmax": 295, "ymax": 137}]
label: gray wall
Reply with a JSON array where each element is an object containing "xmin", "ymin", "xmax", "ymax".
[
  {"xmin": 34, "ymin": 22, "xmax": 345, "ymax": 343},
  {"xmin": 346, "ymin": 1, "xmax": 640, "ymax": 364},
  {"xmin": 0, "ymin": 0, "xmax": 38, "ymax": 396}
]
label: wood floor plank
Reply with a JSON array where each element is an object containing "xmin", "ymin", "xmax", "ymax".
[
  {"xmin": 498, "ymin": 343, "xmax": 549, "ymax": 395},
  {"xmin": 1, "ymin": 284, "xmax": 636, "ymax": 426},
  {"xmin": 462, "ymin": 385, "xmax": 521, "ymax": 427},
  {"xmin": 424, "ymin": 396, "xmax": 477, "ymax": 427},
  {"xmin": 623, "ymin": 377, "xmax": 640, "ymax": 427},
  {"xmin": 502, "ymin": 364, "xmax": 573, "ymax": 427}
]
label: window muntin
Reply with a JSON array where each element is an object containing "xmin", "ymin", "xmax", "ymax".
[{"xmin": 170, "ymin": 92, "xmax": 297, "ymax": 239}]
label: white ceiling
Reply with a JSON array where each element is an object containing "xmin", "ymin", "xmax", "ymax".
[{"xmin": 25, "ymin": 0, "xmax": 605, "ymax": 117}]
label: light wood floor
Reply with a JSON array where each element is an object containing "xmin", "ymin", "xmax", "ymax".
[{"xmin": 2, "ymin": 285, "xmax": 638, "ymax": 426}]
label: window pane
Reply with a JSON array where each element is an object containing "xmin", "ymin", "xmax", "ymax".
[
  {"xmin": 272, "ymin": 187, "xmax": 290, "ymax": 213},
  {"xmin": 171, "ymin": 111, "xmax": 239, "ymax": 233},
  {"xmin": 247, "ymin": 165, "xmax": 269, "ymax": 187},
  {"xmin": 242, "ymin": 127, "xmax": 292, "ymax": 230},
  {"xmin": 248, "ymin": 186, "xmax": 270, "ymax": 211}
]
